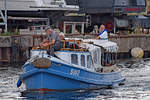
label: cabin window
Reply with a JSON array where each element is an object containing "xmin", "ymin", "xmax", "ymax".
[
  {"xmin": 87, "ymin": 55, "xmax": 92, "ymax": 68},
  {"xmin": 71, "ymin": 54, "xmax": 78, "ymax": 65},
  {"xmin": 93, "ymin": 51, "xmax": 98, "ymax": 64},
  {"xmin": 81, "ymin": 55, "xmax": 85, "ymax": 67}
]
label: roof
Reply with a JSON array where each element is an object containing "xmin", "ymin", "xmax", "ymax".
[{"xmin": 82, "ymin": 39, "xmax": 118, "ymax": 52}]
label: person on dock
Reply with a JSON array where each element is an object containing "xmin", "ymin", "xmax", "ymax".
[
  {"xmin": 91, "ymin": 25, "xmax": 99, "ymax": 34},
  {"xmin": 40, "ymin": 26, "xmax": 62, "ymax": 56},
  {"xmin": 97, "ymin": 25, "xmax": 108, "ymax": 40}
]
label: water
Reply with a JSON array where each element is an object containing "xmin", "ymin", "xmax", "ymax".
[{"xmin": 0, "ymin": 59, "xmax": 150, "ymax": 100}]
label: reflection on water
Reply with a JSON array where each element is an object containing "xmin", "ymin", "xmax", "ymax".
[
  {"xmin": 21, "ymin": 89, "xmax": 115, "ymax": 100},
  {"xmin": 0, "ymin": 59, "xmax": 150, "ymax": 100}
]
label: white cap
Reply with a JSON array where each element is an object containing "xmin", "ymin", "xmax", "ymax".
[{"xmin": 59, "ymin": 32, "xmax": 65, "ymax": 37}]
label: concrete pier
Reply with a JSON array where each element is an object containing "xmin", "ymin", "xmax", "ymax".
[{"xmin": 0, "ymin": 34, "xmax": 150, "ymax": 63}]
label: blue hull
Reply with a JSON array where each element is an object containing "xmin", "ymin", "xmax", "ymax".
[{"xmin": 18, "ymin": 61, "xmax": 125, "ymax": 91}]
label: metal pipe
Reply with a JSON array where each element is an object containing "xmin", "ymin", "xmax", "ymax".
[
  {"xmin": 4, "ymin": 0, "xmax": 7, "ymax": 32},
  {"xmin": 0, "ymin": 23, "xmax": 6, "ymax": 25},
  {"xmin": 0, "ymin": 9, "xmax": 5, "ymax": 21},
  {"xmin": 0, "ymin": 0, "xmax": 7, "ymax": 32},
  {"xmin": 114, "ymin": 18, "xmax": 116, "ymax": 34},
  {"xmin": 81, "ymin": 22, "xmax": 84, "ymax": 34}
]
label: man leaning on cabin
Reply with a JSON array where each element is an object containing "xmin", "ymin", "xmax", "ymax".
[
  {"xmin": 40, "ymin": 26, "xmax": 62, "ymax": 56},
  {"xmin": 97, "ymin": 25, "xmax": 108, "ymax": 40}
]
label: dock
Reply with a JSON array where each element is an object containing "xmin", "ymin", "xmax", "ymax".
[{"xmin": 0, "ymin": 34, "xmax": 150, "ymax": 63}]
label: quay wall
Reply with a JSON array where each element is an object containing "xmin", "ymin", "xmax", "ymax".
[
  {"xmin": 109, "ymin": 34, "xmax": 150, "ymax": 52},
  {"xmin": 0, "ymin": 34, "xmax": 150, "ymax": 62}
]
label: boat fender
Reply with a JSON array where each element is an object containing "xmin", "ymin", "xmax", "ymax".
[
  {"xmin": 17, "ymin": 79, "xmax": 22, "ymax": 87},
  {"xmin": 130, "ymin": 47, "xmax": 144, "ymax": 58}
]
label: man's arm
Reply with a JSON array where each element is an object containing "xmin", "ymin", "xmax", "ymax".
[
  {"xmin": 96, "ymin": 36, "xmax": 100, "ymax": 39},
  {"xmin": 43, "ymin": 39, "xmax": 49, "ymax": 43},
  {"xmin": 40, "ymin": 39, "xmax": 49, "ymax": 47},
  {"xmin": 47, "ymin": 39, "xmax": 55, "ymax": 46},
  {"xmin": 41, "ymin": 39, "xmax": 55, "ymax": 47}
]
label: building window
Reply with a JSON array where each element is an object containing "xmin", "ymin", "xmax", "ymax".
[
  {"xmin": 114, "ymin": 0, "xmax": 129, "ymax": 6},
  {"xmin": 81, "ymin": 55, "xmax": 85, "ymax": 67},
  {"xmin": 87, "ymin": 55, "xmax": 92, "ymax": 68},
  {"xmin": 129, "ymin": 0, "xmax": 137, "ymax": 6},
  {"xmin": 71, "ymin": 54, "xmax": 78, "ymax": 65},
  {"xmin": 136, "ymin": 0, "xmax": 145, "ymax": 6}
]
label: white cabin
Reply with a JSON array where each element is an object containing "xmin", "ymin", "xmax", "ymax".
[
  {"xmin": 30, "ymin": 39, "xmax": 119, "ymax": 72},
  {"xmin": 55, "ymin": 51, "xmax": 94, "ymax": 71}
]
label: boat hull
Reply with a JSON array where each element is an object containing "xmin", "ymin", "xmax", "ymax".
[
  {"xmin": 23, "ymin": 71, "xmax": 96, "ymax": 91},
  {"xmin": 18, "ymin": 61, "xmax": 125, "ymax": 91}
]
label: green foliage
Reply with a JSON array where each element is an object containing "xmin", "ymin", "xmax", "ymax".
[
  {"xmin": 133, "ymin": 21, "xmax": 142, "ymax": 34},
  {"xmin": 134, "ymin": 26, "xmax": 141, "ymax": 34},
  {"xmin": 0, "ymin": 31, "xmax": 19, "ymax": 36}
]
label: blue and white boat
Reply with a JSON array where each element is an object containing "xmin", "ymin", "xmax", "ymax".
[{"xmin": 17, "ymin": 39, "xmax": 125, "ymax": 91}]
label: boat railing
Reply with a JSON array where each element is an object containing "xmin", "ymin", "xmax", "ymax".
[
  {"xmin": 32, "ymin": 46, "xmax": 49, "ymax": 50},
  {"xmin": 61, "ymin": 40, "xmax": 88, "ymax": 52},
  {"xmin": 31, "ymin": 40, "xmax": 88, "ymax": 53}
]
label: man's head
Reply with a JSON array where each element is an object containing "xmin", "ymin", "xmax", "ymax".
[
  {"xmin": 59, "ymin": 32, "xmax": 65, "ymax": 40},
  {"xmin": 99, "ymin": 25, "xmax": 105, "ymax": 32},
  {"xmin": 94, "ymin": 25, "xmax": 98, "ymax": 30},
  {"xmin": 45, "ymin": 26, "xmax": 53, "ymax": 35}
]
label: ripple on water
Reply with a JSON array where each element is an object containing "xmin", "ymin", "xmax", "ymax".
[{"xmin": 0, "ymin": 59, "xmax": 150, "ymax": 100}]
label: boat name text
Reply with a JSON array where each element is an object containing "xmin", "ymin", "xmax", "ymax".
[{"xmin": 70, "ymin": 69, "xmax": 80, "ymax": 76}]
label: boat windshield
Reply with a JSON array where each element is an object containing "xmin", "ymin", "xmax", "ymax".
[
  {"xmin": 81, "ymin": 55, "xmax": 85, "ymax": 67},
  {"xmin": 70, "ymin": 53, "xmax": 93, "ymax": 69},
  {"xmin": 71, "ymin": 54, "xmax": 78, "ymax": 65},
  {"xmin": 87, "ymin": 55, "xmax": 92, "ymax": 68},
  {"xmin": 93, "ymin": 51, "xmax": 99, "ymax": 64}
]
